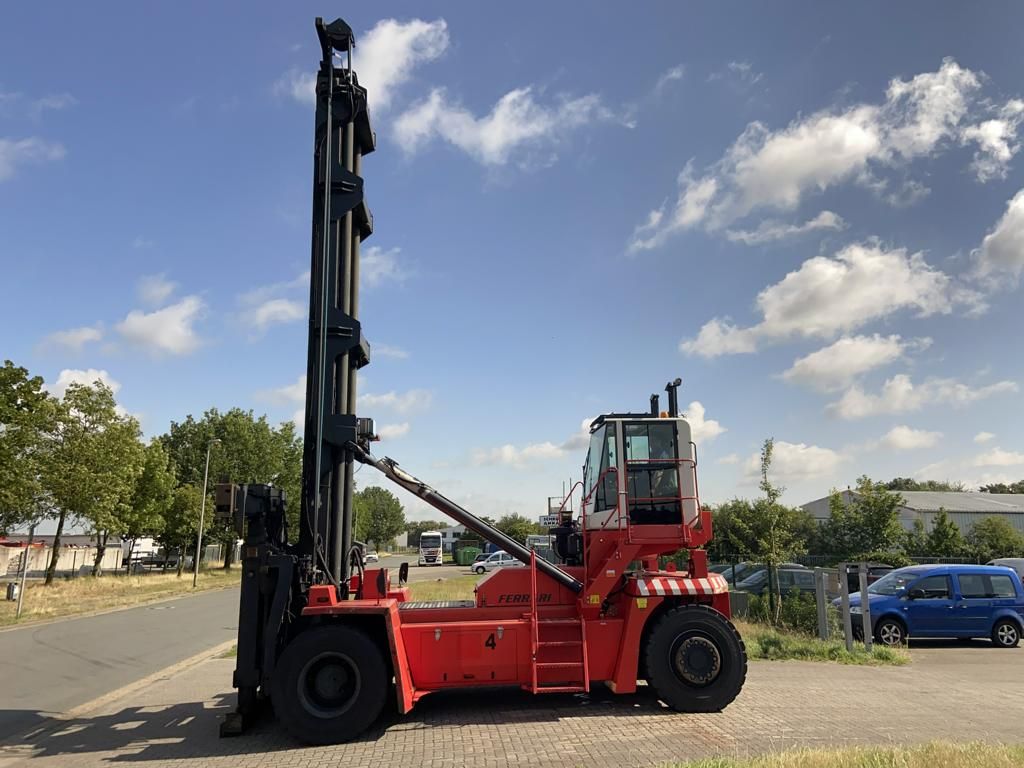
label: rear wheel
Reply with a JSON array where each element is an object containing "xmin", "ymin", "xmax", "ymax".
[
  {"xmin": 874, "ymin": 617, "xmax": 906, "ymax": 647},
  {"xmin": 271, "ymin": 624, "xmax": 388, "ymax": 744},
  {"xmin": 992, "ymin": 619, "xmax": 1021, "ymax": 648},
  {"xmin": 645, "ymin": 605, "xmax": 747, "ymax": 712},
  {"xmin": 474, "ymin": 565, "xmax": 486, "ymax": 574}
]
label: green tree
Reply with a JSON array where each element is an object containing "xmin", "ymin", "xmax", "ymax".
[
  {"xmin": 495, "ymin": 513, "xmax": 536, "ymax": 545},
  {"xmin": 43, "ymin": 382, "xmax": 144, "ymax": 581},
  {"xmin": 354, "ymin": 486, "xmax": 405, "ymax": 549},
  {"xmin": 123, "ymin": 440, "xmax": 177, "ymax": 568},
  {"xmin": 903, "ymin": 517, "xmax": 928, "ymax": 557},
  {"xmin": 966, "ymin": 516, "xmax": 1024, "ymax": 561},
  {"xmin": 926, "ymin": 508, "xmax": 968, "ymax": 558},
  {"xmin": 884, "ymin": 477, "xmax": 966, "ymax": 492},
  {"xmin": 158, "ymin": 484, "xmax": 212, "ymax": 577},
  {"xmin": 980, "ymin": 481, "xmax": 1024, "ymax": 494},
  {"xmin": 0, "ymin": 361, "xmax": 58, "ymax": 534},
  {"xmin": 161, "ymin": 408, "xmax": 300, "ymax": 566},
  {"xmin": 817, "ymin": 477, "xmax": 904, "ymax": 559}
]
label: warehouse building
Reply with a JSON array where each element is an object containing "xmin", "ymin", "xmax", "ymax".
[{"xmin": 801, "ymin": 491, "xmax": 1024, "ymax": 535}]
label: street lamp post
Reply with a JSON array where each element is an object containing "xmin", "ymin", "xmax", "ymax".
[{"xmin": 193, "ymin": 438, "xmax": 220, "ymax": 588}]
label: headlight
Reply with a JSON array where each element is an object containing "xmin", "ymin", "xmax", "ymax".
[{"xmin": 850, "ymin": 606, "xmax": 862, "ymax": 615}]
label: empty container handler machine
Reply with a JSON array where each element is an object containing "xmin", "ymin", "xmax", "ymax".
[{"xmin": 216, "ymin": 17, "xmax": 747, "ymax": 745}]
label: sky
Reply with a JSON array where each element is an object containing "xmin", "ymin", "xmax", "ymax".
[{"xmin": 3, "ymin": 2, "xmax": 1024, "ymax": 523}]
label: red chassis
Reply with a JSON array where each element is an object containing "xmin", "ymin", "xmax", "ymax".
[{"xmin": 302, "ymin": 514, "xmax": 731, "ymax": 714}]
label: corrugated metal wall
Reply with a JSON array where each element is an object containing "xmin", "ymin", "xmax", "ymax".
[{"xmin": 918, "ymin": 511, "xmax": 1024, "ymax": 535}]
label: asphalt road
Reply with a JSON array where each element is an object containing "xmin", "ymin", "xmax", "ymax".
[
  {"xmin": 378, "ymin": 554, "xmax": 470, "ymax": 582},
  {"xmin": 0, "ymin": 586, "xmax": 240, "ymax": 744}
]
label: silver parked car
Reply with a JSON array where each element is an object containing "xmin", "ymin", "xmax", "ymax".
[
  {"xmin": 472, "ymin": 550, "xmax": 525, "ymax": 574},
  {"xmin": 987, "ymin": 558, "xmax": 1024, "ymax": 580}
]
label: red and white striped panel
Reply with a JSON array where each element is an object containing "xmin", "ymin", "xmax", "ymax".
[{"xmin": 629, "ymin": 572, "xmax": 729, "ymax": 597}]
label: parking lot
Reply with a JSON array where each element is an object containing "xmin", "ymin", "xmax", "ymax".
[{"xmin": 2, "ymin": 639, "xmax": 1020, "ymax": 768}]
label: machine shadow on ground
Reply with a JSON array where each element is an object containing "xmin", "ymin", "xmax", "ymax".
[{"xmin": 0, "ymin": 684, "xmax": 681, "ymax": 761}]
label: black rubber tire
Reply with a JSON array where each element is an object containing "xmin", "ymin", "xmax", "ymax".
[
  {"xmin": 874, "ymin": 617, "xmax": 907, "ymax": 647},
  {"xmin": 474, "ymin": 566, "xmax": 486, "ymax": 574},
  {"xmin": 992, "ymin": 619, "xmax": 1021, "ymax": 648},
  {"xmin": 271, "ymin": 624, "xmax": 388, "ymax": 745},
  {"xmin": 644, "ymin": 605, "xmax": 747, "ymax": 712}
]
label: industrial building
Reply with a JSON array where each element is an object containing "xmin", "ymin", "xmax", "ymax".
[{"xmin": 801, "ymin": 491, "xmax": 1024, "ymax": 535}]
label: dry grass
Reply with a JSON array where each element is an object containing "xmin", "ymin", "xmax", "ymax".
[
  {"xmin": 0, "ymin": 569, "xmax": 240, "ymax": 627},
  {"xmin": 667, "ymin": 742, "xmax": 1024, "ymax": 768},
  {"xmin": 405, "ymin": 574, "xmax": 480, "ymax": 602},
  {"xmin": 734, "ymin": 619, "xmax": 910, "ymax": 666}
]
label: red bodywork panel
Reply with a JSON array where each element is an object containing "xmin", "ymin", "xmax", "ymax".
[{"xmin": 302, "ymin": 555, "xmax": 731, "ymax": 713}]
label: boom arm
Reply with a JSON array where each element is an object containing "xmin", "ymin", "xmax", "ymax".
[{"xmin": 349, "ymin": 443, "xmax": 583, "ymax": 594}]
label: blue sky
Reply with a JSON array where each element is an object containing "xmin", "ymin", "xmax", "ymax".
[{"xmin": 4, "ymin": 2, "xmax": 1024, "ymax": 522}]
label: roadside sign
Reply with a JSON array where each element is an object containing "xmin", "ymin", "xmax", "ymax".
[{"xmin": 538, "ymin": 514, "xmax": 559, "ymax": 527}]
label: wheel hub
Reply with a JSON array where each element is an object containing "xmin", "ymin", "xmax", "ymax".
[
  {"xmin": 673, "ymin": 636, "xmax": 722, "ymax": 686},
  {"xmin": 298, "ymin": 653, "xmax": 361, "ymax": 718},
  {"xmin": 997, "ymin": 624, "xmax": 1018, "ymax": 645}
]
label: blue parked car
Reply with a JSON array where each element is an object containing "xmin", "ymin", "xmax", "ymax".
[{"xmin": 836, "ymin": 564, "xmax": 1024, "ymax": 648}]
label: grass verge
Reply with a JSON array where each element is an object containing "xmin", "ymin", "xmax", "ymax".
[
  {"xmin": 734, "ymin": 620, "xmax": 909, "ymax": 666},
  {"xmin": 0, "ymin": 569, "xmax": 241, "ymax": 628},
  {"xmin": 406, "ymin": 574, "xmax": 479, "ymax": 602},
  {"xmin": 666, "ymin": 741, "xmax": 1024, "ymax": 768}
]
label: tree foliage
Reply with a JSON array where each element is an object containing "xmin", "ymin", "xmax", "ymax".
[
  {"xmin": 158, "ymin": 484, "xmax": 212, "ymax": 576},
  {"xmin": 884, "ymin": 477, "xmax": 966, "ymax": 492},
  {"xmin": 44, "ymin": 382, "xmax": 144, "ymax": 579},
  {"xmin": 966, "ymin": 516, "xmax": 1024, "ymax": 561},
  {"xmin": 925, "ymin": 508, "xmax": 968, "ymax": 557},
  {"xmin": 980, "ymin": 481, "xmax": 1024, "ymax": 494},
  {"xmin": 817, "ymin": 477, "xmax": 905, "ymax": 560},
  {"xmin": 0, "ymin": 360, "xmax": 58, "ymax": 533},
  {"xmin": 495, "ymin": 513, "xmax": 538, "ymax": 545},
  {"xmin": 354, "ymin": 486, "xmax": 405, "ymax": 549},
  {"xmin": 123, "ymin": 440, "xmax": 177, "ymax": 566}
]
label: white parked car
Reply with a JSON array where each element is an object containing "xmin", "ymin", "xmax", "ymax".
[
  {"xmin": 472, "ymin": 550, "xmax": 525, "ymax": 574},
  {"xmin": 363, "ymin": 551, "xmax": 379, "ymax": 564},
  {"xmin": 987, "ymin": 558, "xmax": 1024, "ymax": 579}
]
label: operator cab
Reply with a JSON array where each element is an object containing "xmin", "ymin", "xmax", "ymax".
[{"xmin": 581, "ymin": 413, "xmax": 698, "ymax": 529}]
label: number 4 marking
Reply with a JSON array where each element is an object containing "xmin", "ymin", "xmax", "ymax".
[{"xmin": 485, "ymin": 633, "xmax": 497, "ymax": 649}]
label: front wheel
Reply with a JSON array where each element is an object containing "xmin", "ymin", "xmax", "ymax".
[
  {"xmin": 271, "ymin": 624, "xmax": 388, "ymax": 744},
  {"xmin": 874, "ymin": 617, "xmax": 907, "ymax": 647},
  {"xmin": 992, "ymin": 619, "xmax": 1021, "ymax": 648},
  {"xmin": 474, "ymin": 566, "xmax": 486, "ymax": 574},
  {"xmin": 644, "ymin": 605, "xmax": 747, "ymax": 712}
]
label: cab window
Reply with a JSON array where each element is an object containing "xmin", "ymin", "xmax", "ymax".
[
  {"xmin": 624, "ymin": 421, "xmax": 681, "ymax": 524},
  {"xmin": 584, "ymin": 423, "xmax": 618, "ymax": 512}
]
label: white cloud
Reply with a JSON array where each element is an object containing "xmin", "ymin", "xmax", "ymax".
[
  {"xmin": 41, "ymin": 325, "xmax": 103, "ymax": 352},
  {"xmin": 358, "ymin": 18, "xmax": 449, "ymax": 111},
  {"xmin": 393, "ymin": 87, "xmax": 611, "ymax": 167},
  {"xmin": 879, "ymin": 425, "xmax": 942, "ymax": 450},
  {"xmin": 631, "ymin": 59, "xmax": 987, "ymax": 250},
  {"xmin": 781, "ymin": 334, "xmax": 921, "ymax": 392},
  {"xmin": 375, "ymin": 344, "xmax": 409, "ymax": 359},
  {"xmin": 379, "ymin": 422, "xmax": 411, "ymax": 440},
  {"xmin": 116, "ymin": 296, "xmax": 204, "ymax": 355},
  {"xmin": 250, "ymin": 299, "xmax": 305, "ymax": 331},
  {"xmin": 961, "ymin": 99, "xmax": 1024, "ymax": 182},
  {"xmin": 258, "ymin": 374, "xmax": 306, "ymax": 406},
  {"xmin": 31, "ymin": 93, "xmax": 77, "ymax": 116},
  {"xmin": 0, "ymin": 137, "xmax": 65, "ymax": 182},
  {"xmin": 655, "ymin": 65, "xmax": 685, "ymax": 93},
  {"xmin": 828, "ymin": 374, "xmax": 1018, "ymax": 420},
  {"xmin": 709, "ymin": 61, "xmax": 763, "ymax": 87},
  {"xmin": 46, "ymin": 368, "xmax": 121, "ymax": 399},
  {"xmin": 682, "ymin": 244, "xmax": 960, "ymax": 357},
  {"xmin": 137, "ymin": 273, "xmax": 177, "ymax": 307},
  {"xmin": 473, "ymin": 441, "xmax": 565, "ymax": 468},
  {"xmin": 274, "ymin": 18, "xmax": 448, "ymax": 111},
  {"xmin": 972, "ymin": 447, "xmax": 1024, "ymax": 467},
  {"xmin": 131, "ymin": 236, "xmax": 155, "ymax": 249},
  {"xmin": 362, "ymin": 246, "xmax": 410, "ymax": 287},
  {"xmin": 358, "ymin": 388, "xmax": 433, "ymax": 414},
  {"xmin": 725, "ymin": 210, "xmax": 846, "ymax": 246},
  {"xmin": 974, "ymin": 431, "xmax": 996, "ymax": 444},
  {"xmin": 744, "ymin": 440, "xmax": 845, "ymax": 484},
  {"xmin": 717, "ymin": 453, "xmax": 740, "ymax": 465},
  {"xmin": 972, "ymin": 187, "xmax": 1024, "ymax": 284},
  {"xmin": 683, "ymin": 401, "xmax": 726, "ymax": 442}
]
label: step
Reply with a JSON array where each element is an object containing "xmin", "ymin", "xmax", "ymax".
[
  {"xmin": 535, "ymin": 661, "xmax": 584, "ymax": 669},
  {"xmin": 538, "ymin": 640, "xmax": 582, "ymax": 647},
  {"xmin": 534, "ymin": 685, "xmax": 586, "ymax": 694},
  {"xmin": 537, "ymin": 618, "xmax": 583, "ymax": 626}
]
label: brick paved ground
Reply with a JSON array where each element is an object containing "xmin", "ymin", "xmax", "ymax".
[{"xmin": 1, "ymin": 641, "xmax": 1021, "ymax": 768}]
